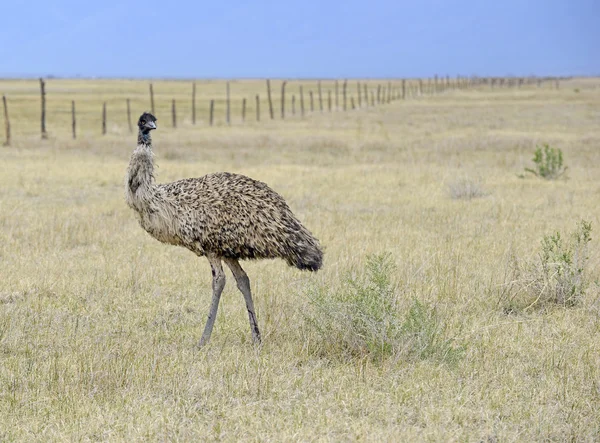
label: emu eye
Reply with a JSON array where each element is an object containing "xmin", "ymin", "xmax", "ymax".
[{"xmin": 140, "ymin": 120, "xmax": 146, "ymax": 125}]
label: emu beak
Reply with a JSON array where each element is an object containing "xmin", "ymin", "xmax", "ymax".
[{"xmin": 146, "ymin": 121, "xmax": 157, "ymax": 130}]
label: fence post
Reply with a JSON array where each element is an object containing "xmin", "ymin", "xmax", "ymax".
[
  {"xmin": 172, "ymin": 99, "xmax": 177, "ymax": 128},
  {"xmin": 281, "ymin": 81, "xmax": 287, "ymax": 119},
  {"xmin": 40, "ymin": 78, "xmax": 47, "ymax": 139},
  {"xmin": 71, "ymin": 100, "xmax": 76, "ymax": 139},
  {"xmin": 192, "ymin": 82, "xmax": 196, "ymax": 125},
  {"xmin": 377, "ymin": 85, "xmax": 381, "ymax": 104},
  {"xmin": 309, "ymin": 91, "xmax": 314, "ymax": 112},
  {"xmin": 126, "ymin": 98, "xmax": 132, "ymax": 133},
  {"xmin": 209, "ymin": 99, "xmax": 214, "ymax": 126},
  {"xmin": 102, "ymin": 102, "xmax": 107, "ymax": 135},
  {"xmin": 300, "ymin": 86, "xmax": 305, "ymax": 117},
  {"xmin": 242, "ymin": 97, "xmax": 246, "ymax": 122},
  {"xmin": 343, "ymin": 79, "xmax": 347, "ymax": 111},
  {"xmin": 327, "ymin": 90, "xmax": 332, "ymax": 112},
  {"xmin": 291, "ymin": 95, "xmax": 296, "ymax": 115},
  {"xmin": 318, "ymin": 81, "xmax": 323, "ymax": 112},
  {"xmin": 255, "ymin": 95, "xmax": 260, "ymax": 121},
  {"xmin": 350, "ymin": 97, "xmax": 355, "ymax": 110},
  {"xmin": 149, "ymin": 83, "xmax": 155, "ymax": 114},
  {"xmin": 2, "ymin": 95, "xmax": 10, "ymax": 146},
  {"xmin": 357, "ymin": 82, "xmax": 361, "ymax": 107},
  {"xmin": 402, "ymin": 79, "xmax": 406, "ymax": 99},
  {"xmin": 381, "ymin": 87, "xmax": 386, "ymax": 104},
  {"xmin": 364, "ymin": 84, "xmax": 368, "ymax": 106},
  {"xmin": 226, "ymin": 82, "xmax": 230, "ymax": 125},
  {"xmin": 266, "ymin": 79, "xmax": 274, "ymax": 119},
  {"xmin": 387, "ymin": 81, "xmax": 392, "ymax": 103},
  {"xmin": 335, "ymin": 80, "xmax": 339, "ymax": 110}
]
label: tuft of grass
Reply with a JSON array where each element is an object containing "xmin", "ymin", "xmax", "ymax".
[
  {"xmin": 447, "ymin": 176, "xmax": 487, "ymax": 200},
  {"xmin": 525, "ymin": 143, "xmax": 567, "ymax": 179},
  {"xmin": 304, "ymin": 253, "xmax": 463, "ymax": 363},
  {"xmin": 500, "ymin": 220, "xmax": 592, "ymax": 312}
]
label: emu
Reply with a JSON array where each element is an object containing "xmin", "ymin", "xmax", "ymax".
[{"xmin": 125, "ymin": 113, "xmax": 323, "ymax": 346}]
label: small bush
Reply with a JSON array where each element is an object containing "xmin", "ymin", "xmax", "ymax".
[
  {"xmin": 525, "ymin": 144, "xmax": 567, "ymax": 179},
  {"xmin": 500, "ymin": 220, "xmax": 592, "ymax": 311},
  {"xmin": 448, "ymin": 177, "xmax": 487, "ymax": 200},
  {"xmin": 304, "ymin": 253, "xmax": 463, "ymax": 363}
]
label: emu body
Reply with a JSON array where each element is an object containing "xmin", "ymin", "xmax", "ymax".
[{"xmin": 126, "ymin": 113, "xmax": 323, "ymax": 345}]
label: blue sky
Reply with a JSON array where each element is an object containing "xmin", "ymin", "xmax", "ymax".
[{"xmin": 1, "ymin": 0, "xmax": 598, "ymax": 78}]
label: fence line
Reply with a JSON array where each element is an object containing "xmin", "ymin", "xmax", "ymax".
[{"xmin": 0, "ymin": 76, "xmax": 562, "ymax": 142}]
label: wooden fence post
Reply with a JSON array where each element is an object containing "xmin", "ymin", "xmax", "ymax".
[
  {"xmin": 335, "ymin": 80, "xmax": 339, "ymax": 110},
  {"xmin": 377, "ymin": 85, "xmax": 381, "ymax": 104},
  {"xmin": 102, "ymin": 102, "xmax": 107, "ymax": 135},
  {"xmin": 255, "ymin": 95, "xmax": 260, "ymax": 121},
  {"xmin": 192, "ymin": 82, "xmax": 196, "ymax": 125},
  {"xmin": 309, "ymin": 91, "xmax": 314, "ymax": 112},
  {"xmin": 387, "ymin": 81, "xmax": 392, "ymax": 103},
  {"xmin": 357, "ymin": 82, "xmax": 361, "ymax": 107},
  {"xmin": 2, "ymin": 95, "xmax": 10, "ymax": 146},
  {"xmin": 327, "ymin": 90, "xmax": 332, "ymax": 112},
  {"xmin": 350, "ymin": 97, "xmax": 355, "ymax": 110},
  {"xmin": 381, "ymin": 87, "xmax": 386, "ymax": 104},
  {"xmin": 149, "ymin": 83, "xmax": 155, "ymax": 114},
  {"xmin": 242, "ymin": 98, "xmax": 246, "ymax": 122},
  {"xmin": 318, "ymin": 81, "xmax": 323, "ymax": 112},
  {"xmin": 172, "ymin": 99, "xmax": 177, "ymax": 128},
  {"xmin": 226, "ymin": 82, "xmax": 231, "ymax": 125},
  {"xmin": 71, "ymin": 100, "xmax": 76, "ymax": 139},
  {"xmin": 300, "ymin": 86, "xmax": 305, "ymax": 117},
  {"xmin": 291, "ymin": 95, "xmax": 296, "ymax": 115},
  {"xmin": 40, "ymin": 78, "xmax": 47, "ymax": 139},
  {"xmin": 402, "ymin": 79, "xmax": 406, "ymax": 99},
  {"xmin": 364, "ymin": 84, "xmax": 368, "ymax": 106},
  {"xmin": 209, "ymin": 99, "xmax": 214, "ymax": 126},
  {"xmin": 266, "ymin": 79, "xmax": 274, "ymax": 119},
  {"xmin": 343, "ymin": 79, "xmax": 347, "ymax": 111},
  {"xmin": 126, "ymin": 98, "xmax": 132, "ymax": 133},
  {"xmin": 281, "ymin": 81, "xmax": 287, "ymax": 119}
]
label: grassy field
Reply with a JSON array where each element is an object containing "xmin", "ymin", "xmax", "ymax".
[{"xmin": 1, "ymin": 78, "xmax": 599, "ymax": 441}]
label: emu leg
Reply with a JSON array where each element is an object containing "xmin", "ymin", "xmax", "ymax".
[
  {"xmin": 225, "ymin": 258, "xmax": 261, "ymax": 344},
  {"xmin": 198, "ymin": 256, "xmax": 225, "ymax": 347}
]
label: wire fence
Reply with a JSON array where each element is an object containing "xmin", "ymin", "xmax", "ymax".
[{"xmin": 1, "ymin": 76, "xmax": 561, "ymax": 145}]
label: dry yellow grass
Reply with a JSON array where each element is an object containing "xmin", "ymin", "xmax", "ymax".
[{"xmin": 1, "ymin": 78, "xmax": 599, "ymax": 441}]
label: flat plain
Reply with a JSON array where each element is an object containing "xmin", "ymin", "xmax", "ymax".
[{"xmin": 1, "ymin": 78, "xmax": 599, "ymax": 441}]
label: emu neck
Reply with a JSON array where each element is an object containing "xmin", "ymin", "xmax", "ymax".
[
  {"xmin": 138, "ymin": 129, "xmax": 152, "ymax": 146},
  {"xmin": 127, "ymin": 131, "xmax": 156, "ymax": 203}
]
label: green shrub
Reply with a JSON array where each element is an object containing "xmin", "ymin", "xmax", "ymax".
[
  {"xmin": 304, "ymin": 253, "xmax": 463, "ymax": 363},
  {"xmin": 501, "ymin": 220, "xmax": 592, "ymax": 311},
  {"xmin": 525, "ymin": 144, "xmax": 567, "ymax": 179}
]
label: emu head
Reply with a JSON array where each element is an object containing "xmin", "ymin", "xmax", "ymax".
[{"xmin": 138, "ymin": 112, "xmax": 157, "ymax": 133}]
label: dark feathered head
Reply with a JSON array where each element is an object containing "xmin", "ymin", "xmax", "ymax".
[{"xmin": 138, "ymin": 112, "xmax": 157, "ymax": 132}]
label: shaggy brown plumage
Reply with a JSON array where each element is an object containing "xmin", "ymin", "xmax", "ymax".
[{"xmin": 125, "ymin": 112, "xmax": 323, "ymax": 345}]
